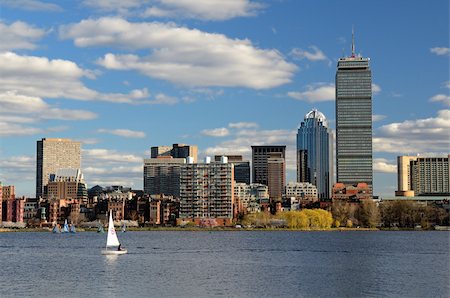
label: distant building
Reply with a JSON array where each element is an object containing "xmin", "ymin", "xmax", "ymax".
[
  {"xmin": 36, "ymin": 138, "xmax": 81, "ymax": 199},
  {"xmin": 143, "ymin": 157, "xmax": 186, "ymax": 197},
  {"xmin": 1, "ymin": 184, "xmax": 24, "ymax": 223},
  {"xmin": 396, "ymin": 155, "xmax": 449, "ymax": 197},
  {"xmin": 335, "ymin": 31, "xmax": 373, "ymax": 193},
  {"xmin": 251, "ymin": 145, "xmax": 286, "ymax": 186},
  {"xmin": 149, "ymin": 195, "xmax": 178, "ymax": 225},
  {"xmin": 267, "ymin": 152, "xmax": 286, "ymax": 201},
  {"xmin": 285, "ymin": 182, "xmax": 318, "ymax": 202},
  {"xmin": 297, "ymin": 109, "xmax": 333, "ymax": 199},
  {"xmin": 234, "ymin": 183, "xmax": 269, "ymax": 214},
  {"xmin": 179, "ymin": 157, "xmax": 234, "ymax": 226},
  {"xmin": 151, "ymin": 143, "xmax": 198, "ymax": 163},
  {"xmin": 46, "ymin": 169, "xmax": 88, "ymax": 203},
  {"xmin": 214, "ymin": 155, "xmax": 250, "ymax": 184},
  {"xmin": 332, "ymin": 182, "xmax": 372, "ymax": 201}
]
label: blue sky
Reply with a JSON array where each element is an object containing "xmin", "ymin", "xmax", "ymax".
[{"xmin": 0, "ymin": 0, "xmax": 448, "ymax": 198}]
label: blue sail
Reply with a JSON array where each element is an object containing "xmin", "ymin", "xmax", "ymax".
[
  {"xmin": 62, "ymin": 219, "xmax": 69, "ymax": 233},
  {"xmin": 52, "ymin": 224, "xmax": 60, "ymax": 233},
  {"xmin": 70, "ymin": 224, "xmax": 76, "ymax": 233}
]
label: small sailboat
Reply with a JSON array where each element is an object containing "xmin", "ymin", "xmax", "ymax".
[
  {"xmin": 52, "ymin": 223, "xmax": 60, "ymax": 234},
  {"xmin": 70, "ymin": 223, "xmax": 76, "ymax": 233},
  {"xmin": 62, "ymin": 219, "xmax": 69, "ymax": 233},
  {"xmin": 97, "ymin": 224, "xmax": 105, "ymax": 233},
  {"xmin": 121, "ymin": 222, "xmax": 126, "ymax": 233},
  {"xmin": 101, "ymin": 211, "xmax": 127, "ymax": 255}
]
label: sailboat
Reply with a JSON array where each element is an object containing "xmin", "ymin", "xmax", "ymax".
[
  {"xmin": 52, "ymin": 223, "xmax": 60, "ymax": 233},
  {"xmin": 97, "ymin": 224, "xmax": 105, "ymax": 233},
  {"xmin": 62, "ymin": 219, "xmax": 69, "ymax": 233},
  {"xmin": 121, "ymin": 222, "xmax": 126, "ymax": 233},
  {"xmin": 101, "ymin": 211, "xmax": 127, "ymax": 255},
  {"xmin": 70, "ymin": 223, "xmax": 76, "ymax": 233}
]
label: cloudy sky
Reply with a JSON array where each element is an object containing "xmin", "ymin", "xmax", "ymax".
[{"xmin": 0, "ymin": 0, "xmax": 448, "ymax": 198}]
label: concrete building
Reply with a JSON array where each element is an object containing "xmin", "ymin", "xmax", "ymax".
[
  {"xmin": 285, "ymin": 182, "xmax": 318, "ymax": 201},
  {"xmin": 46, "ymin": 169, "xmax": 88, "ymax": 203},
  {"xmin": 36, "ymin": 138, "xmax": 81, "ymax": 199},
  {"xmin": 214, "ymin": 155, "xmax": 250, "ymax": 184},
  {"xmin": 143, "ymin": 157, "xmax": 186, "ymax": 196},
  {"xmin": 335, "ymin": 31, "xmax": 373, "ymax": 193},
  {"xmin": 396, "ymin": 155, "xmax": 449, "ymax": 196},
  {"xmin": 179, "ymin": 157, "xmax": 234, "ymax": 226},
  {"xmin": 251, "ymin": 145, "xmax": 286, "ymax": 186},
  {"xmin": 267, "ymin": 152, "xmax": 286, "ymax": 201},
  {"xmin": 297, "ymin": 109, "xmax": 334, "ymax": 199},
  {"xmin": 151, "ymin": 144, "xmax": 198, "ymax": 163}
]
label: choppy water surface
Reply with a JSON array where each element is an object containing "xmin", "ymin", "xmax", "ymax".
[{"xmin": 0, "ymin": 231, "xmax": 449, "ymax": 297}]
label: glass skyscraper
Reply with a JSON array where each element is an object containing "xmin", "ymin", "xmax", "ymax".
[
  {"xmin": 335, "ymin": 35, "xmax": 373, "ymax": 192},
  {"xmin": 297, "ymin": 109, "xmax": 333, "ymax": 199}
]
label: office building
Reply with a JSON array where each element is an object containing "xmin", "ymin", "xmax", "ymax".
[
  {"xmin": 46, "ymin": 169, "xmax": 88, "ymax": 202},
  {"xmin": 285, "ymin": 182, "xmax": 318, "ymax": 201},
  {"xmin": 267, "ymin": 152, "xmax": 286, "ymax": 201},
  {"xmin": 151, "ymin": 144, "xmax": 198, "ymax": 163},
  {"xmin": 251, "ymin": 145, "xmax": 286, "ymax": 186},
  {"xmin": 234, "ymin": 183, "xmax": 269, "ymax": 214},
  {"xmin": 396, "ymin": 155, "xmax": 449, "ymax": 196},
  {"xmin": 179, "ymin": 157, "xmax": 234, "ymax": 226},
  {"xmin": 297, "ymin": 109, "xmax": 334, "ymax": 198},
  {"xmin": 143, "ymin": 157, "xmax": 186, "ymax": 197},
  {"xmin": 214, "ymin": 155, "xmax": 250, "ymax": 184},
  {"xmin": 335, "ymin": 31, "xmax": 373, "ymax": 192},
  {"xmin": 36, "ymin": 138, "xmax": 81, "ymax": 199}
]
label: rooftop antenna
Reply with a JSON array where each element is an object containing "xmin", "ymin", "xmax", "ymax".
[{"xmin": 351, "ymin": 25, "xmax": 355, "ymax": 57}]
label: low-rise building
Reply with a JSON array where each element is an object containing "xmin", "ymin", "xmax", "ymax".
[{"xmin": 332, "ymin": 182, "xmax": 372, "ymax": 201}]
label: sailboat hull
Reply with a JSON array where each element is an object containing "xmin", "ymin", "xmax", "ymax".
[{"xmin": 101, "ymin": 249, "xmax": 128, "ymax": 255}]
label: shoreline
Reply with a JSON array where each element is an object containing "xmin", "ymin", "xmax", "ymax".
[{"xmin": 1, "ymin": 227, "xmax": 447, "ymax": 233}]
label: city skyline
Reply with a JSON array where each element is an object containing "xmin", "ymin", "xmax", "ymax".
[{"xmin": 0, "ymin": 0, "xmax": 449, "ymax": 198}]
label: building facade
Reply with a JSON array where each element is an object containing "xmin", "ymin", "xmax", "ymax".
[
  {"xmin": 36, "ymin": 138, "xmax": 81, "ymax": 199},
  {"xmin": 143, "ymin": 157, "xmax": 186, "ymax": 197},
  {"xmin": 179, "ymin": 157, "xmax": 234, "ymax": 225},
  {"xmin": 297, "ymin": 109, "xmax": 334, "ymax": 199},
  {"xmin": 285, "ymin": 182, "xmax": 318, "ymax": 201},
  {"xmin": 396, "ymin": 155, "xmax": 450, "ymax": 196},
  {"xmin": 234, "ymin": 183, "xmax": 269, "ymax": 214},
  {"xmin": 46, "ymin": 169, "xmax": 88, "ymax": 203},
  {"xmin": 251, "ymin": 145, "xmax": 286, "ymax": 186},
  {"xmin": 214, "ymin": 155, "xmax": 250, "ymax": 184},
  {"xmin": 267, "ymin": 152, "xmax": 286, "ymax": 201},
  {"xmin": 151, "ymin": 144, "xmax": 198, "ymax": 163},
  {"xmin": 335, "ymin": 34, "xmax": 373, "ymax": 193}
]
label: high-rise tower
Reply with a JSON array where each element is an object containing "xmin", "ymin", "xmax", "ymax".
[
  {"xmin": 36, "ymin": 138, "xmax": 81, "ymax": 199},
  {"xmin": 297, "ymin": 109, "xmax": 334, "ymax": 199},
  {"xmin": 335, "ymin": 30, "xmax": 373, "ymax": 192}
]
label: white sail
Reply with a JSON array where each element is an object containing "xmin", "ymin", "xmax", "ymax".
[{"xmin": 106, "ymin": 212, "xmax": 120, "ymax": 247}]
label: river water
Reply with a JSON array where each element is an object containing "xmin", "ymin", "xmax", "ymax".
[{"xmin": 0, "ymin": 231, "xmax": 448, "ymax": 297}]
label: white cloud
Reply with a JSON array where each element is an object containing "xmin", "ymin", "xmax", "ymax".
[
  {"xmin": 290, "ymin": 46, "xmax": 328, "ymax": 61},
  {"xmin": 201, "ymin": 127, "xmax": 230, "ymax": 137},
  {"xmin": 430, "ymin": 47, "xmax": 450, "ymax": 56},
  {"xmin": 373, "ymin": 158, "xmax": 396, "ymax": 173},
  {"xmin": 0, "ymin": 122, "xmax": 43, "ymax": 136},
  {"xmin": 0, "ymin": 20, "xmax": 46, "ymax": 50},
  {"xmin": 97, "ymin": 128, "xmax": 146, "ymax": 138},
  {"xmin": 60, "ymin": 17, "xmax": 297, "ymax": 89},
  {"xmin": 142, "ymin": 0, "xmax": 262, "ymax": 20},
  {"xmin": 229, "ymin": 122, "xmax": 259, "ymax": 129},
  {"xmin": 374, "ymin": 110, "xmax": 450, "ymax": 154},
  {"xmin": 430, "ymin": 94, "xmax": 450, "ymax": 107},
  {"xmin": 151, "ymin": 93, "xmax": 179, "ymax": 105},
  {"xmin": 0, "ymin": 0, "xmax": 62, "ymax": 11},
  {"xmin": 0, "ymin": 52, "xmax": 152, "ymax": 104},
  {"xmin": 287, "ymin": 83, "xmax": 335, "ymax": 102},
  {"xmin": 372, "ymin": 114, "xmax": 386, "ymax": 122},
  {"xmin": 82, "ymin": 0, "xmax": 142, "ymax": 12},
  {"xmin": 83, "ymin": 149, "xmax": 142, "ymax": 164},
  {"xmin": 372, "ymin": 83, "xmax": 381, "ymax": 94}
]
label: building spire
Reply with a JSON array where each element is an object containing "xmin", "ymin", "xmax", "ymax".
[{"xmin": 351, "ymin": 26, "xmax": 355, "ymax": 57}]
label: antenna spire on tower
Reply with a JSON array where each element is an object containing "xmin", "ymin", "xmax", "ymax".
[{"xmin": 351, "ymin": 26, "xmax": 355, "ymax": 57}]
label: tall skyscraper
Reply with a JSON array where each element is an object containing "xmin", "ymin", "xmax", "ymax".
[
  {"xmin": 36, "ymin": 138, "xmax": 81, "ymax": 199},
  {"xmin": 267, "ymin": 152, "xmax": 285, "ymax": 201},
  {"xmin": 251, "ymin": 145, "xmax": 286, "ymax": 186},
  {"xmin": 335, "ymin": 31, "xmax": 373, "ymax": 192},
  {"xmin": 297, "ymin": 109, "xmax": 334, "ymax": 199},
  {"xmin": 179, "ymin": 157, "xmax": 234, "ymax": 226},
  {"xmin": 396, "ymin": 155, "xmax": 449, "ymax": 196}
]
